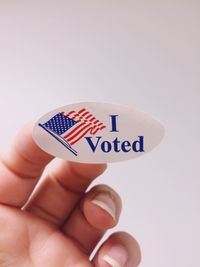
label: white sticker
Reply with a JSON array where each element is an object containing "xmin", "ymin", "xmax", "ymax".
[{"xmin": 33, "ymin": 102, "xmax": 164, "ymax": 163}]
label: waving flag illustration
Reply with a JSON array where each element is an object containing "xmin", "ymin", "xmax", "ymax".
[{"xmin": 39, "ymin": 108, "xmax": 106, "ymax": 156}]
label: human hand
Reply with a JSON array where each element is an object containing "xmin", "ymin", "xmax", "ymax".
[{"xmin": 0, "ymin": 124, "xmax": 141, "ymax": 267}]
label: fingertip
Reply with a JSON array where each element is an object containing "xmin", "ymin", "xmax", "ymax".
[
  {"xmin": 83, "ymin": 185, "xmax": 122, "ymax": 230},
  {"xmin": 13, "ymin": 122, "xmax": 54, "ymax": 164},
  {"xmin": 0, "ymin": 123, "xmax": 54, "ymax": 207},
  {"xmin": 93, "ymin": 231, "xmax": 142, "ymax": 267},
  {"xmin": 110, "ymin": 231, "xmax": 142, "ymax": 265}
]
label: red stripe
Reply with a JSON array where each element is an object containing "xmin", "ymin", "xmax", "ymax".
[
  {"xmin": 66, "ymin": 108, "xmax": 86, "ymax": 120},
  {"xmin": 90, "ymin": 127, "xmax": 99, "ymax": 134},
  {"xmin": 63, "ymin": 122, "xmax": 86, "ymax": 139},
  {"xmin": 72, "ymin": 111, "xmax": 93, "ymax": 121},
  {"xmin": 72, "ymin": 113, "xmax": 80, "ymax": 120},
  {"xmin": 78, "ymin": 108, "xmax": 86, "ymax": 114},
  {"xmin": 85, "ymin": 114, "xmax": 92, "ymax": 119},
  {"xmin": 72, "ymin": 112, "xmax": 90, "ymax": 120},
  {"xmin": 66, "ymin": 110, "xmax": 75, "ymax": 117},
  {"xmin": 89, "ymin": 122, "xmax": 103, "ymax": 132},
  {"xmin": 66, "ymin": 123, "xmax": 92, "ymax": 142},
  {"xmin": 100, "ymin": 125, "xmax": 106, "ymax": 130},
  {"xmin": 89, "ymin": 117, "xmax": 96, "ymax": 122},
  {"xmin": 90, "ymin": 125, "xmax": 100, "ymax": 134},
  {"xmin": 80, "ymin": 111, "xmax": 92, "ymax": 119},
  {"xmin": 82, "ymin": 111, "xmax": 89, "ymax": 117},
  {"xmin": 70, "ymin": 127, "xmax": 93, "ymax": 145},
  {"xmin": 91, "ymin": 125, "xmax": 106, "ymax": 135}
]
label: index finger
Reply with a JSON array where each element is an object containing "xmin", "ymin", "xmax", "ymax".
[{"xmin": 0, "ymin": 123, "xmax": 54, "ymax": 207}]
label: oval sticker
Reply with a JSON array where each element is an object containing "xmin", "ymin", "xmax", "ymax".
[{"xmin": 33, "ymin": 102, "xmax": 164, "ymax": 163}]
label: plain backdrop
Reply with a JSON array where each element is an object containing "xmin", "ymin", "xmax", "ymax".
[{"xmin": 0, "ymin": 1, "xmax": 199, "ymax": 266}]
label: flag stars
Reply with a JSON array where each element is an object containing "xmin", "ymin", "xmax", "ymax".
[{"xmin": 43, "ymin": 113, "xmax": 77, "ymax": 135}]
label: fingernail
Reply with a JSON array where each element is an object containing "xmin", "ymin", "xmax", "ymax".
[
  {"xmin": 91, "ymin": 192, "xmax": 116, "ymax": 220},
  {"xmin": 103, "ymin": 244, "xmax": 128, "ymax": 267}
]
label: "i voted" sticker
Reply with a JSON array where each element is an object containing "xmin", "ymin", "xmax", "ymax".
[{"xmin": 33, "ymin": 102, "xmax": 165, "ymax": 163}]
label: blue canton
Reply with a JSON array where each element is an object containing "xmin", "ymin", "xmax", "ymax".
[{"xmin": 43, "ymin": 113, "xmax": 77, "ymax": 135}]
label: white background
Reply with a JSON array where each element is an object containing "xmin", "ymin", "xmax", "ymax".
[{"xmin": 0, "ymin": 1, "xmax": 199, "ymax": 266}]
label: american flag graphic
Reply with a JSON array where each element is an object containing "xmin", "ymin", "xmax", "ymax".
[{"xmin": 39, "ymin": 108, "xmax": 106, "ymax": 156}]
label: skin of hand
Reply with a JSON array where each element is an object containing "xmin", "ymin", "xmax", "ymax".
[{"xmin": 0, "ymin": 124, "xmax": 141, "ymax": 267}]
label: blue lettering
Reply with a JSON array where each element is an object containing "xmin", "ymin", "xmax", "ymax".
[
  {"xmin": 101, "ymin": 141, "xmax": 112, "ymax": 153},
  {"xmin": 132, "ymin": 136, "xmax": 144, "ymax": 152},
  {"xmin": 121, "ymin": 140, "xmax": 131, "ymax": 152},
  {"xmin": 110, "ymin": 115, "xmax": 119, "ymax": 132},
  {"xmin": 84, "ymin": 136, "xmax": 102, "ymax": 152},
  {"xmin": 113, "ymin": 137, "xmax": 121, "ymax": 152},
  {"xmin": 85, "ymin": 136, "xmax": 145, "ymax": 153}
]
